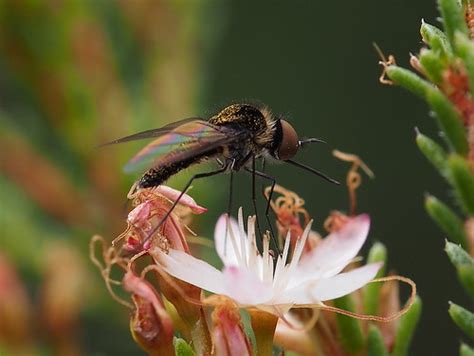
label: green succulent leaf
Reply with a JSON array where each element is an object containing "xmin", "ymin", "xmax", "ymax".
[
  {"xmin": 334, "ymin": 294, "xmax": 364, "ymax": 353},
  {"xmin": 392, "ymin": 296, "xmax": 422, "ymax": 356},
  {"xmin": 438, "ymin": 0, "xmax": 469, "ymax": 52},
  {"xmin": 445, "ymin": 241, "xmax": 474, "ymax": 267},
  {"xmin": 449, "ymin": 155, "xmax": 474, "ymax": 215},
  {"xmin": 425, "ymin": 194, "xmax": 468, "ymax": 247},
  {"xmin": 416, "ymin": 130, "xmax": 451, "ymax": 181},
  {"xmin": 174, "ymin": 337, "xmax": 195, "ymax": 356},
  {"xmin": 367, "ymin": 325, "xmax": 389, "ymax": 356},
  {"xmin": 458, "ymin": 264, "xmax": 474, "ymax": 299},
  {"xmin": 385, "ymin": 65, "xmax": 434, "ymax": 99},
  {"xmin": 461, "ymin": 343, "xmax": 474, "ymax": 356},
  {"xmin": 449, "ymin": 303, "xmax": 474, "ymax": 340},
  {"xmin": 419, "ymin": 48, "xmax": 446, "ymax": 84},
  {"xmin": 364, "ymin": 242, "xmax": 387, "ymax": 315},
  {"xmin": 420, "ymin": 20, "xmax": 453, "ymax": 58},
  {"xmin": 445, "ymin": 242, "xmax": 474, "ymax": 298},
  {"xmin": 455, "ymin": 32, "xmax": 474, "ymax": 96},
  {"xmin": 426, "ymin": 89, "xmax": 469, "ymax": 155}
]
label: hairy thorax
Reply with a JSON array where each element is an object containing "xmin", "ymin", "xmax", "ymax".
[{"xmin": 209, "ymin": 104, "xmax": 276, "ymax": 167}]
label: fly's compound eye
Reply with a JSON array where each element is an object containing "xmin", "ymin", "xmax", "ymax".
[{"xmin": 277, "ymin": 120, "xmax": 299, "ymax": 160}]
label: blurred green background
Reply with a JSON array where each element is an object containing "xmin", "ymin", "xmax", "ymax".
[{"xmin": 0, "ymin": 0, "xmax": 469, "ymax": 355}]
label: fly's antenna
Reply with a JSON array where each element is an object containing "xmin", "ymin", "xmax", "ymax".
[
  {"xmin": 285, "ymin": 159, "xmax": 340, "ymax": 185},
  {"xmin": 298, "ymin": 138, "xmax": 327, "ymax": 146}
]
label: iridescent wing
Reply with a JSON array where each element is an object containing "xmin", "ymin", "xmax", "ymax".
[
  {"xmin": 99, "ymin": 117, "xmax": 203, "ymax": 147},
  {"xmin": 122, "ymin": 120, "xmax": 247, "ymax": 173}
]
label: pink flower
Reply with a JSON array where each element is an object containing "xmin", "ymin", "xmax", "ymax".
[
  {"xmin": 211, "ymin": 298, "xmax": 252, "ymax": 356},
  {"xmin": 117, "ymin": 186, "xmax": 207, "ymax": 252},
  {"xmin": 155, "ymin": 209, "xmax": 382, "ymax": 315},
  {"xmin": 123, "ymin": 272, "xmax": 174, "ymax": 356}
]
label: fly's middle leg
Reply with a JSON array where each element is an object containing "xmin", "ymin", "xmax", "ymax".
[{"xmin": 140, "ymin": 163, "xmax": 229, "ymax": 249}]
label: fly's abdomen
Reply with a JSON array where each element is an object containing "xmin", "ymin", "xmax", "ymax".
[
  {"xmin": 137, "ymin": 147, "xmax": 220, "ymax": 189},
  {"xmin": 138, "ymin": 163, "xmax": 181, "ymax": 189}
]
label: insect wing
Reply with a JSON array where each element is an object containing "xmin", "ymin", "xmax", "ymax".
[
  {"xmin": 151, "ymin": 131, "xmax": 246, "ymax": 170},
  {"xmin": 99, "ymin": 117, "xmax": 203, "ymax": 146},
  {"xmin": 123, "ymin": 121, "xmax": 233, "ymax": 173}
]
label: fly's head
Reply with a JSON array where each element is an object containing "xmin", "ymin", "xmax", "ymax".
[{"xmin": 271, "ymin": 118, "xmax": 300, "ymax": 161}]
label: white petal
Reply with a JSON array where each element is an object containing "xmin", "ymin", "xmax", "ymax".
[
  {"xmin": 281, "ymin": 262, "xmax": 382, "ymax": 304},
  {"xmin": 309, "ymin": 262, "xmax": 382, "ymax": 301},
  {"xmin": 273, "ymin": 231, "xmax": 291, "ymax": 286},
  {"xmin": 296, "ymin": 214, "xmax": 370, "ymax": 282},
  {"xmin": 222, "ymin": 266, "xmax": 274, "ymax": 305},
  {"xmin": 157, "ymin": 249, "xmax": 227, "ymax": 295},
  {"xmin": 214, "ymin": 214, "xmax": 243, "ymax": 266}
]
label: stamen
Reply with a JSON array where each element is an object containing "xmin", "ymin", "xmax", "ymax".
[
  {"xmin": 262, "ymin": 234, "xmax": 271, "ymax": 283},
  {"xmin": 267, "ymin": 253, "xmax": 274, "ymax": 285},
  {"xmin": 237, "ymin": 208, "xmax": 248, "ymax": 266},
  {"xmin": 246, "ymin": 215, "xmax": 259, "ymax": 271}
]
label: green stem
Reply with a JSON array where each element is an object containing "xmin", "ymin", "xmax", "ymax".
[{"xmin": 334, "ymin": 295, "xmax": 364, "ymax": 352}]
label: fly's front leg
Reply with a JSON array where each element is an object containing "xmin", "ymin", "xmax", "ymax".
[
  {"xmin": 251, "ymin": 155, "xmax": 264, "ymax": 239},
  {"xmin": 245, "ymin": 161, "xmax": 280, "ymax": 255}
]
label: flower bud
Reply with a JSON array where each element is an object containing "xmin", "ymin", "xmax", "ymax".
[
  {"xmin": 119, "ymin": 186, "xmax": 207, "ymax": 253},
  {"xmin": 123, "ymin": 272, "xmax": 174, "ymax": 356},
  {"xmin": 211, "ymin": 298, "xmax": 252, "ymax": 356},
  {"xmin": 378, "ymin": 279, "xmax": 400, "ymax": 349}
]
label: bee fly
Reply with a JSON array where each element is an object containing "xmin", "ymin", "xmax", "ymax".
[{"xmin": 103, "ymin": 103, "xmax": 339, "ymax": 249}]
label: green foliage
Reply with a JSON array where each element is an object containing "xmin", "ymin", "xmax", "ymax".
[
  {"xmin": 174, "ymin": 338, "xmax": 195, "ymax": 356},
  {"xmin": 384, "ymin": 0, "xmax": 474, "ymax": 352},
  {"xmin": 461, "ymin": 343, "xmax": 474, "ymax": 356},
  {"xmin": 438, "ymin": 0, "xmax": 469, "ymax": 51},
  {"xmin": 363, "ymin": 242, "xmax": 387, "ymax": 315},
  {"xmin": 367, "ymin": 325, "xmax": 388, "ymax": 356},
  {"xmin": 333, "ymin": 295, "xmax": 364, "ymax": 353},
  {"xmin": 455, "ymin": 32, "xmax": 474, "ymax": 94},
  {"xmin": 420, "ymin": 21, "xmax": 453, "ymax": 59},
  {"xmin": 446, "ymin": 242, "xmax": 474, "ymax": 298},
  {"xmin": 458, "ymin": 265, "xmax": 474, "ymax": 299},
  {"xmin": 392, "ymin": 296, "xmax": 422, "ymax": 356},
  {"xmin": 419, "ymin": 49, "xmax": 446, "ymax": 84},
  {"xmin": 450, "ymin": 303, "xmax": 474, "ymax": 340},
  {"xmin": 426, "ymin": 89, "xmax": 469, "ymax": 155},
  {"xmin": 385, "ymin": 65, "xmax": 433, "ymax": 99},
  {"xmin": 425, "ymin": 194, "xmax": 468, "ymax": 247},
  {"xmin": 449, "ymin": 155, "xmax": 474, "ymax": 215},
  {"xmin": 446, "ymin": 241, "xmax": 474, "ymax": 266},
  {"xmin": 416, "ymin": 130, "xmax": 451, "ymax": 181}
]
